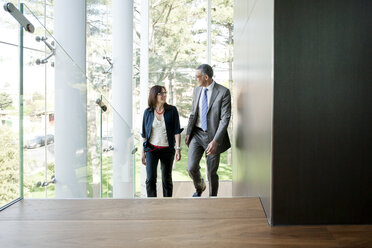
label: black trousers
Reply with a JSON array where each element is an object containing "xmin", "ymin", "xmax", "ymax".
[{"xmin": 145, "ymin": 147, "xmax": 175, "ymax": 197}]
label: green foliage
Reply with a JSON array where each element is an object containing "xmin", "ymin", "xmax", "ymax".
[
  {"xmin": 212, "ymin": 0, "xmax": 234, "ymax": 27},
  {"xmin": 0, "ymin": 92, "xmax": 13, "ymax": 110},
  {"xmin": 101, "ymin": 156, "xmax": 113, "ymax": 197},
  {"xmin": 23, "ymin": 98, "xmax": 44, "ymax": 116},
  {"xmin": 0, "ymin": 128, "xmax": 19, "ymax": 205},
  {"xmin": 86, "ymin": 0, "xmax": 112, "ymax": 92},
  {"xmin": 144, "ymin": 0, "xmax": 206, "ymax": 119},
  {"xmin": 26, "ymin": 163, "xmax": 55, "ymax": 198},
  {"xmin": 32, "ymin": 92, "xmax": 44, "ymax": 101}
]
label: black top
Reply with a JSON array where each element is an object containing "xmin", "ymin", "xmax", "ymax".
[{"xmin": 141, "ymin": 104, "xmax": 183, "ymax": 151}]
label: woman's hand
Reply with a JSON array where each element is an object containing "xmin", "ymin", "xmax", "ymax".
[
  {"xmin": 175, "ymin": 149, "xmax": 181, "ymax": 161},
  {"xmin": 142, "ymin": 152, "xmax": 146, "ymax": 165}
]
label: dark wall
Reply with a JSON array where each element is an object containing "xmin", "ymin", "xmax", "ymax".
[{"xmin": 273, "ymin": 0, "xmax": 372, "ymax": 224}]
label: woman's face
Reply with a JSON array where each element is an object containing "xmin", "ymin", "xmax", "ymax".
[{"xmin": 156, "ymin": 88, "xmax": 167, "ymax": 105}]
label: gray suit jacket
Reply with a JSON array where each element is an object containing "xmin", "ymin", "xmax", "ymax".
[{"xmin": 186, "ymin": 82, "xmax": 231, "ymax": 154}]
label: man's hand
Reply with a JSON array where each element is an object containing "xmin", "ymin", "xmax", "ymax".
[
  {"xmin": 141, "ymin": 152, "xmax": 146, "ymax": 165},
  {"xmin": 206, "ymin": 140, "xmax": 219, "ymax": 156},
  {"xmin": 185, "ymin": 135, "xmax": 190, "ymax": 147}
]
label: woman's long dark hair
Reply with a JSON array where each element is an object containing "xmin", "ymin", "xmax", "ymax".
[{"xmin": 148, "ymin": 85, "xmax": 168, "ymax": 109}]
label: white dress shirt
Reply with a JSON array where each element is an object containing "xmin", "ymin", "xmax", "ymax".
[
  {"xmin": 149, "ymin": 117, "xmax": 169, "ymax": 147},
  {"xmin": 196, "ymin": 80, "xmax": 215, "ymax": 129}
]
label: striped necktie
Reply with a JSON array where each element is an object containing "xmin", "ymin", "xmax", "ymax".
[{"xmin": 201, "ymin": 88, "xmax": 208, "ymax": 131}]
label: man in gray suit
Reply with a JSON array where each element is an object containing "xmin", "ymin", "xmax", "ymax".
[{"xmin": 185, "ymin": 64, "xmax": 231, "ymax": 197}]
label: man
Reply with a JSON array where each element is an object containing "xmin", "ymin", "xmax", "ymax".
[{"xmin": 185, "ymin": 64, "xmax": 231, "ymax": 197}]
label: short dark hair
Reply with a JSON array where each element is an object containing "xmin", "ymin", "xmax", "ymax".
[
  {"xmin": 148, "ymin": 85, "xmax": 166, "ymax": 109},
  {"xmin": 197, "ymin": 64, "xmax": 213, "ymax": 78}
]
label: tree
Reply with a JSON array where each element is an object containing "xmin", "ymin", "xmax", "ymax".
[
  {"xmin": 32, "ymin": 92, "xmax": 44, "ymax": 101},
  {"xmin": 211, "ymin": 0, "xmax": 234, "ymax": 165},
  {"xmin": 86, "ymin": 0, "xmax": 114, "ymax": 197},
  {"xmin": 211, "ymin": 0, "xmax": 233, "ymax": 85},
  {"xmin": 132, "ymin": 0, "xmax": 208, "ymax": 119},
  {"xmin": 0, "ymin": 92, "xmax": 13, "ymax": 110},
  {"xmin": 0, "ymin": 128, "xmax": 19, "ymax": 205}
]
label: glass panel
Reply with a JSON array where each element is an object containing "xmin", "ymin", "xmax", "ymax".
[
  {"xmin": 135, "ymin": 0, "xmax": 207, "ymax": 196},
  {"xmin": 21, "ymin": 3, "xmax": 55, "ymax": 199},
  {"xmin": 100, "ymin": 95, "xmax": 113, "ymax": 198},
  {"xmin": 0, "ymin": 42, "xmax": 20, "ymax": 207},
  {"xmin": 211, "ymin": 0, "xmax": 233, "ymax": 181},
  {"xmin": 22, "ymin": 46, "xmax": 51, "ymax": 198},
  {"xmin": 87, "ymin": 0, "xmax": 112, "ymax": 103},
  {"xmin": 87, "ymin": 91, "xmax": 136, "ymax": 198},
  {"xmin": 168, "ymin": 71, "xmax": 198, "ymax": 182},
  {"xmin": 0, "ymin": 1, "xmax": 21, "ymax": 208},
  {"xmin": 86, "ymin": 84, "xmax": 101, "ymax": 198},
  {"xmin": 0, "ymin": 0, "xmax": 19, "ymax": 46},
  {"xmin": 20, "ymin": 3, "xmax": 135, "ymax": 199},
  {"xmin": 101, "ymin": 94, "xmax": 135, "ymax": 198}
]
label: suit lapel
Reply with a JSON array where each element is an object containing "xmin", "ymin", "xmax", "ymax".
[
  {"xmin": 148, "ymin": 110, "xmax": 154, "ymax": 139},
  {"xmin": 163, "ymin": 107, "xmax": 170, "ymax": 126},
  {"xmin": 194, "ymin": 87, "xmax": 202, "ymax": 115},
  {"xmin": 207, "ymin": 83, "xmax": 219, "ymax": 114}
]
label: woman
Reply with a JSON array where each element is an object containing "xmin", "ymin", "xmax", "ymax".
[{"xmin": 141, "ymin": 85, "xmax": 183, "ymax": 197}]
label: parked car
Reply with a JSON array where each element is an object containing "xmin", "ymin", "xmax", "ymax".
[
  {"xmin": 24, "ymin": 134, "xmax": 54, "ymax": 149},
  {"xmin": 45, "ymin": 134, "xmax": 54, "ymax": 145}
]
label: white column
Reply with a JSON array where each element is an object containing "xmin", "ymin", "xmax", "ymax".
[
  {"xmin": 54, "ymin": 0, "xmax": 87, "ymax": 198},
  {"xmin": 112, "ymin": 0, "xmax": 134, "ymax": 198},
  {"xmin": 140, "ymin": 0, "xmax": 149, "ymax": 198},
  {"xmin": 207, "ymin": 0, "xmax": 211, "ymax": 64},
  {"xmin": 205, "ymin": 0, "xmax": 211, "ymax": 181}
]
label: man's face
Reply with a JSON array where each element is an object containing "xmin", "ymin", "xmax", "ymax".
[{"xmin": 195, "ymin": 69, "xmax": 208, "ymax": 87}]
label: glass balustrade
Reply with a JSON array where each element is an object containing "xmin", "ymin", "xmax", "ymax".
[
  {"xmin": 1, "ymin": 0, "xmax": 233, "ymax": 205},
  {"xmin": 0, "ymin": 5, "xmax": 20, "ymax": 208},
  {"xmin": 1, "ymin": 2, "xmax": 135, "ymax": 209}
]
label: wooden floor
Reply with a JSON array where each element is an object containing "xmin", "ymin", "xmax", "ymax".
[
  {"xmin": 0, "ymin": 198, "xmax": 371, "ymax": 248},
  {"xmin": 158, "ymin": 180, "xmax": 232, "ymax": 198}
]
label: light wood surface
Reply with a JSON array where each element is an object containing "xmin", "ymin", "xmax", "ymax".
[
  {"xmin": 0, "ymin": 198, "xmax": 371, "ymax": 248},
  {"xmin": 159, "ymin": 180, "xmax": 232, "ymax": 198}
]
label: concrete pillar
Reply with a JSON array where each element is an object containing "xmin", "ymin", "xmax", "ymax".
[
  {"xmin": 112, "ymin": 0, "xmax": 134, "ymax": 198},
  {"xmin": 140, "ymin": 0, "xmax": 149, "ymax": 197},
  {"xmin": 207, "ymin": 0, "xmax": 211, "ymax": 64},
  {"xmin": 54, "ymin": 0, "xmax": 87, "ymax": 198}
]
